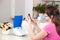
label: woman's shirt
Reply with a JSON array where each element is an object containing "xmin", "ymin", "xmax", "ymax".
[{"xmin": 43, "ymin": 23, "xmax": 60, "ymax": 40}]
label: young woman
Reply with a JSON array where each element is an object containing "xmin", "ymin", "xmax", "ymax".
[{"xmin": 27, "ymin": 5, "xmax": 60, "ymax": 40}]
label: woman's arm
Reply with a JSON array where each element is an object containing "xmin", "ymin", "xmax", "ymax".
[
  {"xmin": 29, "ymin": 23, "xmax": 48, "ymax": 40},
  {"xmin": 28, "ymin": 18, "xmax": 48, "ymax": 40},
  {"xmin": 30, "ymin": 18, "xmax": 41, "ymax": 33},
  {"xmin": 33, "ymin": 23, "xmax": 41, "ymax": 33}
]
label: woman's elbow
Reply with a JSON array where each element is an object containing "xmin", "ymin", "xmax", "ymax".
[
  {"xmin": 31, "ymin": 37, "xmax": 36, "ymax": 40},
  {"xmin": 31, "ymin": 37, "xmax": 40, "ymax": 40}
]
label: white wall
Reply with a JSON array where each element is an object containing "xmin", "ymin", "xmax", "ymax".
[
  {"xmin": 0, "ymin": 0, "xmax": 25, "ymax": 22},
  {"xmin": 11, "ymin": 0, "xmax": 33, "ymax": 18},
  {"xmin": 0, "ymin": 0, "xmax": 11, "ymax": 22},
  {"xmin": 11, "ymin": 0, "xmax": 25, "ymax": 18},
  {"xmin": 11, "ymin": 0, "xmax": 15, "ymax": 17},
  {"xmin": 33, "ymin": 0, "xmax": 45, "ymax": 7},
  {"xmin": 15, "ymin": 0, "xmax": 25, "ymax": 16},
  {"xmin": 0, "ymin": 0, "xmax": 33, "ymax": 22},
  {"xmin": 25, "ymin": 0, "xmax": 33, "ymax": 17},
  {"xmin": 33, "ymin": 0, "xmax": 41, "ymax": 6}
]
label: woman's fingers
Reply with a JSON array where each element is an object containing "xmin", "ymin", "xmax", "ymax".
[
  {"xmin": 26, "ymin": 16, "xmax": 37, "ymax": 26},
  {"xmin": 26, "ymin": 16, "xmax": 32, "ymax": 24},
  {"xmin": 30, "ymin": 18, "xmax": 37, "ymax": 25}
]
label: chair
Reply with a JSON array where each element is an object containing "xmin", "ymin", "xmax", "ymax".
[
  {"xmin": 13, "ymin": 15, "xmax": 28, "ymax": 36},
  {"xmin": 13, "ymin": 15, "xmax": 23, "ymax": 28}
]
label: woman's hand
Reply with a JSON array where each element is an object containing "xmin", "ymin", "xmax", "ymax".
[
  {"xmin": 30, "ymin": 18, "xmax": 37, "ymax": 26},
  {"xmin": 27, "ymin": 16, "xmax": 41, "ymax": 33},
  {"xmin": 27, "ymin": 16, "xmax": 37, "ymax": 26},
  {"xmin": 26, "ymin": 16, "xmax": 32, "ymax": 24}
]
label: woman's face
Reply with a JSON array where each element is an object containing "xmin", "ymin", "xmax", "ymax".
[{"xmin": 44, "ymin": 14, "xmax": 51, "ymax": 21}]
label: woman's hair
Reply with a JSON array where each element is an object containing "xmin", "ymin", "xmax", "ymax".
[{"xmin": 45, "ymin": 5, "xmax": 60, "ymax": 35}]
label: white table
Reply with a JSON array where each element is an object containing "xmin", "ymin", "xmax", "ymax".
[
  {"xmin": 0, "ymin": 20, "xmax": 48, "ymax": 40},
  {"xmin": 0, "ymin": 34, "xmax": 31, "ymax": 40}
]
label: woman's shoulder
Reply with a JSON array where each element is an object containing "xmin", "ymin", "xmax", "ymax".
[
  {"xmin": 42, "ymin": 23, "xmax": 56, "ymax": 36},
  {"xmin": 43, "ymin": 23, "xmax": 56, "ymax": 32},
  {"xmin": 45, "ymin": 23, "xmax": 55, "ymax": 28}
]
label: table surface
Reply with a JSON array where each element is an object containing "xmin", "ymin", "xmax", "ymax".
[
  {"xmin": 0, "ymin": 34, "xmax": 31, "ymax": 40},
  {"xmin": 0, "ymin": 20, "xmax": 48, "ymax": 40}
]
